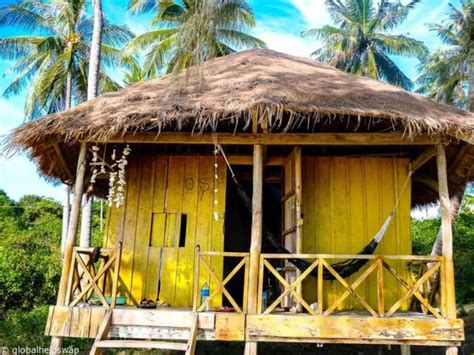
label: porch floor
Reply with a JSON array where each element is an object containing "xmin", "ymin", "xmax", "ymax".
[{"xmin": 45, "ymin": 305, "xmax": 464, "ymax": 347}]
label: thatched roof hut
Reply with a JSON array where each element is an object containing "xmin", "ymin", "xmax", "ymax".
[{"xmin": 6, "ymin": 49, "xmax": 474, "ymax": 205}]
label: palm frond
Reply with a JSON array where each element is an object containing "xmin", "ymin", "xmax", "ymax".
[
  {"xmin": 128, "ymin": 0, "xmax": 158, "ymax": 14},
  {"xmin": 0, "ymin": 4, "xmax": 52, "ymax": 33},
  {"xmin": 373, "ymin": 47, "xmax": 412, "ymax": 90},
  {"xmin": 373, "ymin": 33, "xmax": 428, "ymax": 59}
]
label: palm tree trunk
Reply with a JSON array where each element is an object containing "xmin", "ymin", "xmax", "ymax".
[
  {"xmin": 468, "ymin": 15, "xmax": 474, "ymax": 112},
  {"xmin": 87, "ymin": 0, "xmax": 103, "ymax": 100},
  {"xmin": 468, "ymin": 62, "xmax": 474, "ymax": 112},
  {"xmin": 61, "ymin": 187, "xmax": 70, "ymax": 254},
  {"xmin": 61, "ymin": 73, "xmax": 72, "ymax": 254},
  {"xmin": 80, "ymin": 0, "xmax": 103, "ymax": 247},
  {"xmin": 430, "ymin": 193, "xmax": 463, "ymax": 256}
]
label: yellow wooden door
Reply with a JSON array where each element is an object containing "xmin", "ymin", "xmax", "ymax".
[{"xmin": 104, "ymin": 155, "xmax": 226, "ymax": 307}]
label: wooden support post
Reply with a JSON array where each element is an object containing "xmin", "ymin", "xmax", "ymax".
[
  {"xmin": 51, "ymin": 142, "xmax": 88, "ymax": 352},
  {"xmin": 244, "ymin": 144, "xmax": 264, "ymax": 355},
  {"xmin": 436, "ymin": 144, "xmax": 458, "ymax": 355},
  {"xmin": 294, "ymin": 147, "xmax": 303, "ymax": 312}
]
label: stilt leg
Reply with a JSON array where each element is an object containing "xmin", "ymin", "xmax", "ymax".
[
  {"xmin": 244, "ymin": 341, "xmax": 257, "ymax": 355},
  {"xmin": 50, "ymin": 336, "xmax": 63, "ymax": 352},
  {"xmin": 400, "ymin": 345, "xmax": 411, "ymax": 355},
  {"xmin": 446, "ymin": 346, "xmax": 458, "ymax": 355}
]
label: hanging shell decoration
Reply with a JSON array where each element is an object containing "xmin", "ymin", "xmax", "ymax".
[
  {"xmin": 89, "ymin": 144, "xmax": 131, "ymax": 208},
  {"xmin": 107, "ymin": 145, "xmax": 131, "ymax": 208}
]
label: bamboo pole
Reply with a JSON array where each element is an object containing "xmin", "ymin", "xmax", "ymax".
[
  {"xmin": 51, "ymin": 142, "xmax": 88, "ymax": 351},
  {"xmin": 244, "ymin": 144, "xmax": 264, "ymax": 355},
  {"xmin": 436, "ymin": 144, "xmax": 458, "ymax": 355},
  {"xmin": 57, "ymin": 142, "xmax": 88, "ymax": 305}
]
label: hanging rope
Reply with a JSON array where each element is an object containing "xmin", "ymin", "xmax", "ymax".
[{"xmin": 215, "ymin": 143, "xmax": 413, "ymax": 280}]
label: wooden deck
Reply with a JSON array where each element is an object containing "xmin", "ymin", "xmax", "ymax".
[{"xmin": 45, "ymin": 306, "xmax": 464, "ymax": 346}]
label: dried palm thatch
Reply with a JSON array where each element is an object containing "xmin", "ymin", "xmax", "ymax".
[
  {"xmin": 7, "ymin": 48, "xmax": 474, "ymax": 150},
  {"xmin": 3, "ymin": 49, "xmax": 474, "ymax": 206}
]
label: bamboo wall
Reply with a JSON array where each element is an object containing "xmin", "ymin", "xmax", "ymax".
[
  {"xmin": 302, "ymin": 156, "xmax": 412, "ymax": 310},
  {"xmin": 104, "ymin": 155, "xmax": 226, "ymax": 307}
]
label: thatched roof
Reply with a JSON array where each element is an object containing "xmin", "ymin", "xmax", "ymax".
[
  {"xmin": 8, "ymin": 48, "xmax": 474, "ymax": 148},
  {"xmin": 4, "ymin": 49, "xmax": 474, "ymax": 206}
]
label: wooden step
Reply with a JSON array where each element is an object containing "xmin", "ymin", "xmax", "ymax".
[{"xmin": 94, "ymin": 340, "xmax": 188, "ymax": 351}]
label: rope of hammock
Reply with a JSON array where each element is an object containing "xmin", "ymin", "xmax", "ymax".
[{"xmin": 215, "ymin": 142, "xmax": 413, "ymax": 280}]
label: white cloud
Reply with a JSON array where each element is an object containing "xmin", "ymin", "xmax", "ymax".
[
  {"xmin": 289, "ymin": 0, "xmax": 331, "ymax": 28},
  {"xmin": 254, "ymin": 28, "xmax": 316, "ymax": 58}
]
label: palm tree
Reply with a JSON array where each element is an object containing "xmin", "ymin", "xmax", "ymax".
[
  {"xmin": 80, "ymin": 0, "xmax": 105, "ymax": 248},
  {"xmin": 125, "ymin": 0, "xmax": 265, "ymax": 77},
  {"xmin": 416, "ymin": 50, "xmax": 466, "ymax": 107},
  {"xmin": 302, "ymin": 0, "xmax": 428, "ymax": 90},
  {"xmin": 416, "ymin": 0, "xmax": 474, "ymax": 110},
  {"xmin": 0, "ymin": 0, "xmax": 133, "ymax": 257},
  {"xmin": 415, "ymin": 1, "xmax": 474, "ymax": 265},
  {"xmin": 0, "ymin": 0, "xmax": 133, "ymax": 119}
]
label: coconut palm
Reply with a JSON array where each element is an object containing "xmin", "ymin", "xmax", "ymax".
[
  {"xmin": 80, "ymin": 0, "xmax": 105, "ymax": 248},
  {"xmin": 416, "ymin": 0, "xmax": 474, "ymax": 110},
  {"xmin": 0, "ymin": 0, "xmax": 133, "ymax": 119},
  {"xmin": 125, "ymin": 0, "xmax": 265, "ymax": 77},
  {"xmin": 0, "ymin": 0, "xmax": 133, "ymax": 258},
  {"xmin": 303, "ymin": 0, "xmax": 428, "ymax": 90}
]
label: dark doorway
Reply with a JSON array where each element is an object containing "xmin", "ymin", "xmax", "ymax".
[{"xmin": 223, "ymin": 165, "xmax": 282, "ymax": 308}]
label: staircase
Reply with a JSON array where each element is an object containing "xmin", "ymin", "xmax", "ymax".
[{"xmin": 90, "ymin": 310, "xmax": 199, "ymax": 355}]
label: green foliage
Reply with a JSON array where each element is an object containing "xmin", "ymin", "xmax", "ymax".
[
  {"xmin": 412, "ymin": 208, "xmax": 474, "ymax": 305},
  {"xmin": 0, "ymin": 191, "xmax": 104, "ymax": 348},
  {"xmin": 0, "ymin": 0, "xmax": 134, "ymax": 119},
  {"xmin": 302, "ymin": 0, "xmax": 428, "ymax": 90},
  {"xmin": 416, "ymin": 0, "xmax": 474, "ymax": 109},
  {"xmin": 125, "ymin": 0, "xmax": 265, "ymax": 77}
]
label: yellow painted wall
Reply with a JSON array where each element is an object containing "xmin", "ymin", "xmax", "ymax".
[
  {"xmin": 302, "ymin": 156, "xmax": 412, "ymax": 311},
  {"xmin": 104, "ymin": 155, "xmax": 226, "ymax": 307}
]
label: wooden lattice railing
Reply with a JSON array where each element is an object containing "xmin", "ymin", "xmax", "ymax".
[
  {"xmin": 192, "ymin": 246, "xmax": 250, "ymax": 313},
  {"xmin": 258, "ymin": 253, "xmax": 446, "ymax": 318},
  {"xmin": 65, "ymin": 242, "xmax": 122, "ymax": 308}
]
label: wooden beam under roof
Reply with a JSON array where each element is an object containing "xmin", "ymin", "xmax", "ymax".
[
  {"xmin": 53, "ymin": 143, "xmax": 74, "ymax": 181},
  {"xmin": 411, "ymin": 146, "xmax": 438, "ymax": 172},
  {"xmin": 88, "ymin": 132, "xmax": 442, "ymax": 146}
]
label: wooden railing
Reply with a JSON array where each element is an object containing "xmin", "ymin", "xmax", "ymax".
[
  {"xmin": 192, "ymin": 246, "xmax": 250, "ymax": 313},
  {"xmin": 65, "ymin": 242, "xmax": 122, "ymax": 308},
  {"xmin": 258, "ymin": 253, "xmax": 446, "ymax": 318}
]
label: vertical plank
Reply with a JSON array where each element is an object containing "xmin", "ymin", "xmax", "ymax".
[
  {"xmin": 347, "ymin": 158, "xmax": 365, "ymax": 310},
  {"xmin": 365, "ymin": 157, "xmax": 382, "ymax": 309},
  {"xmin": 131, "ymin": 156, "xmax": 155, "ymax": 301},
  {"xmin": 381, "ymin": 158, "xmax": 398, "ymax": 307},
  {"xmin": 119, "ymin": 158, "xmax": 142, "ymax": 305},
  {"xmin": 331, "ymin": 157, "xmax": 348, "ymax": 309},
  {"xmin": 210, "ymin": 157, "xmax": 227, "ymax": 308},
  {"xmin": 175, "ymin": 156, "xmax": 199, "ymax": 307},
  {"xmin": 302, "ymin": 157, "xmax": 316, "ymax": 305},
  {"xmin": 195, "ymin": 156, "xmax": 214, "ymax": 302},
  {"xmin": 159, "ymin": 156, "xmax": 185, "ymax": 305},
  {"xmin": 317, "ymin": 157, "xmax": 332, "ymax": 308},
  {"xmin": 145, "ymin": 156, "xmax": 168, "ymax": 301}
]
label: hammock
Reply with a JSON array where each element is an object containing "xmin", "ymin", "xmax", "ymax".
[{"xmin": 216, "ymin": 144, "xmax": 411, "ymax": 280}]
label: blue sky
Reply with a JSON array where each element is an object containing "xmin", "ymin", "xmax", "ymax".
[{"xmin": 0, "ymin": 0, "xmax": 461, "ymax": 201}]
